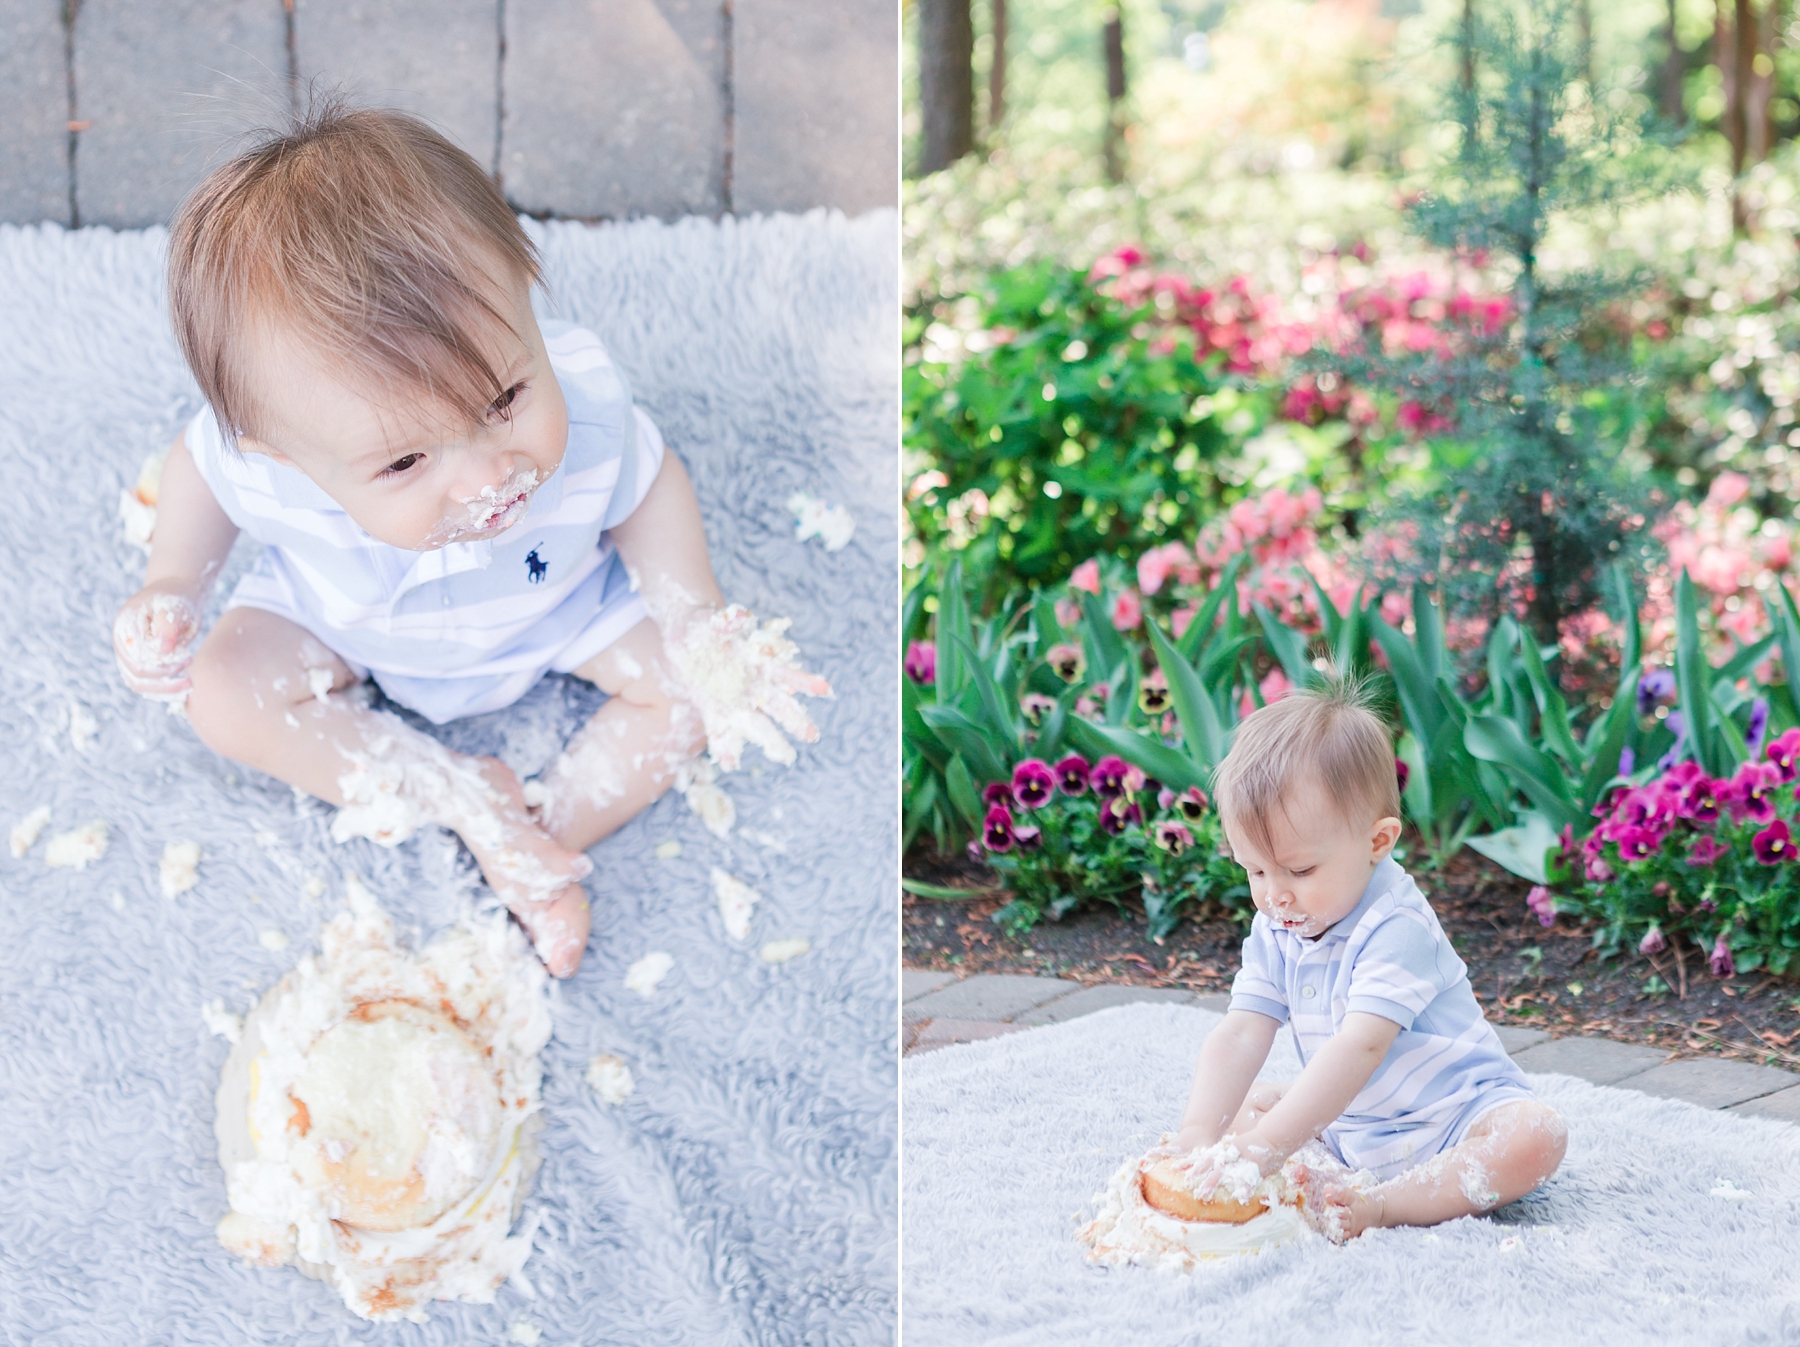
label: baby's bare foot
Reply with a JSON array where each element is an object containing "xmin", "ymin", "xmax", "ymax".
[{"xmin": 463, "ymin": 757, "xmax": 594, "ymax": 976}]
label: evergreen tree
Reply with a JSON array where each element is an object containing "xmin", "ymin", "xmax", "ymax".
[{"xmin": 1342, "ymin": 0, "xmax": 1681, "ymax": 647}]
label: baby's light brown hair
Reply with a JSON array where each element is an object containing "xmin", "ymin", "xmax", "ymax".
[
  {"xmin": 167, "ymin": 98, "xmax": 539, "ymax": 446},
  {"xmin": 1210, "ymin": 671, "xmax": 1402, "ymax": 857}
]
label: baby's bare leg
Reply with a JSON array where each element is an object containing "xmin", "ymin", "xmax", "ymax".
[
  {"xmin": 1313, "ymin": 1100, "xmax": 1568, "ymax": 1239},
  {"xmin": 529, "ymin": 618, "xmax": 708, "ymax": 850},
  {"xmin": 186, "ymin": 608, "xmax": 593, "ymax": 974}
]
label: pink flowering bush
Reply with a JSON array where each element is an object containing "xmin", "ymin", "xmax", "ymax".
[
  {"xmin": 1554, "ymin": 728, "xmax": 1800, "ymax": 975},
  {"xmin": 978, "ymin": 754, "xmax": 1248, "ymax": 938}
]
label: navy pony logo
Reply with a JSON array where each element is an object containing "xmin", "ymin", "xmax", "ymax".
[{"xmin": 525, "ymin": 546, "xmax": 548, "ymax": 584}]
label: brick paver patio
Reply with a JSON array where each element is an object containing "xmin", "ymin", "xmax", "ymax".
[{"xmin": 903, "ymin": 967, "xmax": 1800, "ymax": 1120}]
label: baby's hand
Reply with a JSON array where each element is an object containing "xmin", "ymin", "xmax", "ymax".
[
  {"xmin": 664, "ymin": 604, "xmax": 833, "ymax": 771},
  {"xmin": 113, "ymin": 579, "xmax": 205, "ymax": 701},
  {"xmin": 1172, "ymin": 1137, "xmax": 1269, "ymax": 1203}
]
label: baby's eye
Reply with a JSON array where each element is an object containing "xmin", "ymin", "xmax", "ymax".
[
  {"xmin": 487, "ymin": 382, "xmax": 525, "ymax": 419},
  {"xmin": 381, "ymin": 453, "xmax": 423, "ymax": 478},
  {"xmin": 1291, "ymin": 866, "xmax": 1317, "ymax": 877}
]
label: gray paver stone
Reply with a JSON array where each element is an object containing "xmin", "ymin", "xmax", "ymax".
[
  {"xmin": 503, "ymin": 0, "xmax": 723, "ymax": 218},
  {"xmin": 1493, "ymin": 1025, "xmax": 1551, "ymax": 1056},
  {"xmin": 1624, "ymin": 1058, "xmax": 1799, "ymax": 1109},
  {"xmin": 907, "ymin": 1018, "xmax": 1019, "ymax": 1054},
  {"xmin": 1510, "ymin": 1035, "xmax": 1668, "ymax": 1085},
  {"xmin": 73, "ymin": 0, "xmax": 289, "ymax": 228},
  {"xmin": 904, "ymin": 973, "xmax": 1082, "ymax": 1022},
  {"xmin": 1727, "ymin": 1084, "xmax": 1800, "ymax": 1122},
  {"xmin": 295, "ymin": 0, "xmax": 497, "ymax": 171},
  {"xmin": 734, "ymin": 0, "xmax": 897, "ymax": 214},
  {"xmin": 1015, "ymin": 984, "xmax": 1196, "ymax": 1026},
  {"xmin": 0, "ymin": 0, "xmax": 69, "ymax": 224},
  {"xmin": 902, "ymin": 968, "xmax": 955, "ymax": 1003}
]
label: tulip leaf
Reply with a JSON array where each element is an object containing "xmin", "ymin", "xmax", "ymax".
[
  {"xmin": 936, "ymin": 558, "xmax": 972, "ymax": 706},
  {"xmin": 1177, "ymin": 555, "xmax": 1244, "ymax": 663},
  {"xmin": 1465, "ymin": 811, "xmax": 1561, "ymax": 885},
  {"xmin": 1463, "ymin": 714, "xmax": 1583, "ymax": 830},
  {"xmin": 944, "ymin": 753, "xmax": 985, "ymax": 833},
  {"xmin": 1032, "ymin": 591, "xmax": 1065, "ymax": 653},
  {"xmin": 1397, "ymin": 729, "xmax": 1433, "ymax": 824},
  {"xmin": 1066, "ymin": 718, "xmax": 1207, "ymax": 792},
  {"xmin": 1411, "ymin": 583, "xmax": 1446, "ymax": 682},
  {"xmin": 1674, "ymin": 570, "xmax": 1718, "ymax": 775},
  {"xmin": 1773, "ymin": 580, "xmax": 1800, "ymax": 710},
  {"xmin": 1513, "ymin": 627, "xmax": 1582, "ymax": 768},
  {"xmin": 919, "ymin": 704, "xmax": 1009, "ymax": 787},
  {"xmin": 1254, "ymin": 603, "xmax": 1314, "ymax": 690},
  {"xmin": 1146, "ymin": 614, "xmax": 1227, "ymax": 772},
  {"xmin": 902, "ymin": 570, "xmax": 931, "ymax": 646},
  {"xmin": 1080, "ymin": 590, "xmax": 1128, "ymax": 678},
  {"xmin": 1106, "ymin": 656, "xmax": 1137, "ymax": 727},
  {"xmin": 1716, "ymin": 635, "xmax": 1774, "ymax": 688},
  {"xmin": 1576, "ymin": 664, "xmax": 1638, "ymax": 814},
  {"xmin": 901, "ymin": 679, "xmax": 949, "ymax": 772},
  {"xmin": 1371, "ymin": 612, "xmax": 1443, "ymax": 749},
  {"xmin": 1608, "ymin": 565, "xmax": 1641, "ymax": 677},
  {"xmin": 952, "ymin": 635, "xmax": 1020, "ymax": 759}
]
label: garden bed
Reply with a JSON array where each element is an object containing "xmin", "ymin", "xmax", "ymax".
[{"xmin": 903, "ymin": 844, "xmax": 1800, "ymax": 1067}]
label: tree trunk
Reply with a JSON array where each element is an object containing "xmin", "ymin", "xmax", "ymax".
[
  {"xmin": 989, "ymin": 0, "xmax": 1007, "ymax": 134},
  {"xmin": 1747, "ymin": 0, "xmax": 1785, "ymax": 163},
  {"xmin": 1575, "ymin": 0, "xmax": 1593, "ymax": 86},
  {"xmin": 918, "ymin": 0, "xmax": 974, "ymax": 175},
  {"xmin": 1460, "ymin": 0, "xmax": 1476, "ymax": 92},
  {"xmin": 1661, "ymin": 0, "xmax": 1685, "ymax": 124},
  {"xmin": 1102, "ymin": 6, "xmax": 1126, "ymax": 182}
]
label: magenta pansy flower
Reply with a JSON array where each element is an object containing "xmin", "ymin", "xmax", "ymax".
[
  {"xmin": 1098, "ymin": 797, "xmax": 1141, "ymax": 835},
  {"xmin": 1754, "ymin": 819, "xmax": 1794, "ymax": 864},
  {"xmin": 1767, "ymin": 727, "xmax": 1800, "ymax": 783},
  {"xmin": 1711, "ymin": 935, "xmax": 1736, "ymax": 978},
  {"xmin": 1053, "ymin": 754, "xmax": 1091, "ymax": 796},
  {"xmin": 1678, "ymin": 776, "xmax": 1723, "ymax": 823},
  {"xmin": 904, "ymin": 640, "xmax": 936, "ymax": 684},
  {"xmin": 1395, "ymin": 758, "xmax": 1410, "ymax": 792},
  {"xmin": 1729, "ymin": 762, "xmax": 1780, "ymax": 825},
  {"xmin": 1586, "ymin": 857, "xmax": 1615, "ymax": 883},
  {"xmin": 1012, "ymin": 823, "xmax": 1042, "ymax": 851},
  {"xmin": 1091, "ymin": 756, "xmax": 1130, "ymax": 798},
  {"xmin": 1011, "ymin": 759, "xmax": 1056, "ymax": 809},
  {"xmin": 1687, "ymin": 835, "xmax": 1729, "ymax": 868},
  {"xmin": 1639, "ymin": 925, "xmax": 1667, "ymax": 956},
  {"xmin": 1614, "ymin": 827, "xmax": 1659, "ymax": 862},
  {"xmin": 983, "ymin": 781, "xmax": 1016, "ymax": 808},
  {"xmin": 982, "ymin": 804, "xmax": 1016, "ymax": 853},
  {"xmin": 1526, "ymin": 885, "xmax": 1555, "ymax": 927}
]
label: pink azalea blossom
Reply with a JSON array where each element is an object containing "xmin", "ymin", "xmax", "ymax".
[
  {"xmin": 1111, "ymin": 588, "xmax": 1143, "ymax": 631},
  {"xmin": 904, "ymin": 640, "xmax": 935, "ymax": 684},
  {"xmin": 1054, "ymin": 598, "xmax": 1082, "ymax": 629},
  {"xmin": 1069, "ymin": 559, "xmax": 1101, "ymax": 594}
]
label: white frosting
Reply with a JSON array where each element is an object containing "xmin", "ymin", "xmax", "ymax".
[
  {"xmin": 676, "ymin": 758, "xmax": 736, "ymax": 838},
  {"xmin": 423, "ymin": 466, "xmax": 542, "ymax": 547},
  {"xmin": 44, "ymin": 821, "xmax": 108, "ymax": 870},
  {"xmin": 625, "ymin": 951, "xmax": 674, "ymax": 995},
  {"xmin": 712, "ymin": 868, "xmax": 759, "ymax": 942},
  {"xmin": 653, "ymin": 839, "xmax": 682, "ymax": 860},
  {"xmin": 214, "ymin": 877, "xmax": 550, "ymax": 1323},
  {"xmin": 585, "ymin": 1054, "xmax": 634, "ymax": 1105},
  {"xmin": 118, "ymin": 450, "xmax": 164, "ymax": 552},
  {"xmin": 508, "ymin": 1320, "xmax": 544, "ymax": 1346},
  {"xmin": 787, "ymin": 492, "xmax": 856, "ymax": 552},
  {"xmin": 202, "ymin": 999, "xmax": 244, "ymax": 1044},
  {"xmin": 759, "ymin": 938, "xmax": 810, "ymax": 964},
  {"xmin": 68, "ymin": 701, "xmax": 97, "ymax": 752},
  {"xmin": 10, "ymin": 805, "xmax": 50, "ymax": 859},
  {"xmin": 160, "ymin": 840, "xmax": 201, "ymax": 898},
  {"xmin": 1078, "ymin": 1141, "xmax": 1329, "ymax": 1272},
  {"xmin": 259, "ymin": 929, "xmax": 290, "ymax": 952}
]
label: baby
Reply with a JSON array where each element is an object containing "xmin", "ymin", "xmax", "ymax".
[
  {"xmin": 111, "ymin": 103, "xmax": 827, "ymax": 977},
  {"xmin": 1170, "ymin": 677, "xmax": 1566, "ymax": 1238}
]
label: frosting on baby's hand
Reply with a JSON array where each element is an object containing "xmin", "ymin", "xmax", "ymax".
[
  {"xmin": 664, "ymin": 604, "xmax": 832, "ymax": 771},
  {"xmin": 112, "ymin": 585, "xmax": 203, "ymax": 704}
]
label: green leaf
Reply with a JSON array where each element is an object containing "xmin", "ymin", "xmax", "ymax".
[
  {"xmin": 1575, "ymin": 666, "xmax": 1637, "ymax": 815},
  {"xmin": 1146, "ymin": 614, "xmax": 1227, "ymax": 772},
  {"xmin": 944, "ymin": 753, "xmax": 985, "ymax": 832},
  {"xmin": 1066, "ymin": 718, "xmax": 1206, "ymax": 791},
  {"xmin": 1608, "ymin": 565, "xmax": 1641, "ymax": 675},
  {"xmin": 1254, "ymin": 603, "xmax": 1314, "ymax": 690},
  {"xmin": 1674, "ymin": 570, "xmax": 1718, "ymax": 775},
  {"xmin": 901, "ymin": 878, "xmax": 999, "ymax": 900},
  {"xmin": 953, "ymin": 635, "xmax": 1021, "ymax": 759},
  {"xmin": 1773, "ymin": 580, "xmax": 1800, "ymax": 704},
  {"xmin": 1177, "ymin": 555, "xmax": 1245, "ymax": 663},
  {"xmin": 920, "ymin": 705, "xmax": 1009, "ymax": 786},
  {"xmin": 936, "ymin": 558, "xmax": 973, "ymax": 705},
  {"xmin": 1514, "ymin": 627, "xmax": 1583, "ymax": 767},
  {"xmin": 1032, "ymin": 591, "xmax": 1065, "ymax": 654},
  {"xmin": 1370, "ymin": 612, "xmax": 1442, "ymax": 748},
  {"xmin": 1465, "ymin": 811, "xmax": 1562, "ymax": 884},
  {"xmin": 1411, "ymin": 582, "xmax": 1446, "ymax": 682},
  {"xmin": 1463, "ymin": 714, "xmax": 1583, "ymax": 830},
  {"xmin": 1397, "ymin": 729, "xmax": 1433, "ymax": 823},
  {"xmin": 1081, "ymin": 590, "xmax": 1128, "ymax": 678}
]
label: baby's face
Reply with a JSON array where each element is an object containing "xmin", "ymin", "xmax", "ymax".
[
  {"xmin": 237, "ymin": 270, "xmax": 568, "ymax": 551},
  {"xmin": 1223, "ymin": 781, "xmax": 1402, "ymax": 939}
]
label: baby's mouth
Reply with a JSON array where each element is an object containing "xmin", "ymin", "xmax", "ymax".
[{"xmin": 474, "ymin": 491, "xmax": 529, "ymax": 531}]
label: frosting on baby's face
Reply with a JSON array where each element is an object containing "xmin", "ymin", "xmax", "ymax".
[
  {"xmin": 1222, "ymin": 780, "xmax": 1402, "ymax": 939},
  {"xmin": 235, "ymin": 268, "xmax": 569, "ymax": 552}
]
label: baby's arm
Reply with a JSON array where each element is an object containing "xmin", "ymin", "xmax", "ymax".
[
  {"xmin": 1226, "ymin": 1012, "xmax": 1399, "ymax": 1177},
  {"xmin": 1175, "ymin": 1010, "xmax": 1281, "ymax": 1152},
  {"xmin": 607, "ymin": 451, "xmax": 724, "ymax": 619},
  {"xmin": 113, "ymin": 430, "xmax": 240, "ymax": 699}
]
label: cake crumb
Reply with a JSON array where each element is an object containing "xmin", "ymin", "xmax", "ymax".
[
  {"xmin": 759, "ymin": 937, "xmax": 811, "ymax": 964},
  {"xmin": 787, "ymin": 492, "xmax": 855, "ymax": 551},
  {"xmin": 508, "ymin": 1321, "xmax": 542, "ymax": 1346},
  {"xmin": 585, "ymin": 1054, "xmax": 635, "ymax": 1104},
  {"xmin": 625, "ymin": 951, "xmax": 674, "ymax": 996},
  {"xmin": 712, "ymin": 868, "xmax": 760, "ymax": 942},
  {"xmin": 45, "ymin": 821, "xmax": 108, "ymax": 870},
  {"xmin": 259, "ymin": 929, "xmax": 290, "ymax": 952},
  {"xmin": 653, "ymin": 839, "xmax": 682, "ymax": 860},
  {"xmin": 160, "ymin": 840, "xmax": 202, "ymax": 898},
  {"xmin": 1711, "ymin": 1179, "xmax": 1753, "ymax": 1201},
  {"xmin": 302, "ymin": 875, "xmax": 326, "ymax": 901},
  {"xmin": 202, "ymin": 999, "xmax": 243, "ymax": 1044},
  {"xmin": 68, "ymin": 701, "xmax": 97, "ymax": 753},
  {"xmin": 9, "ymin": 806, "xmax": 51, "ymax": 859}
]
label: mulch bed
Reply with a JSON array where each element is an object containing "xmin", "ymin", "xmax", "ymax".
[{"xmin": 903, "ymin": 843, "xmax": 1800, "ymax": 1069}]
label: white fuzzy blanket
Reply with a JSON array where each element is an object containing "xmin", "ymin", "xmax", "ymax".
[
  {"xmin": 903, "ymin": 1003, "xmax": 1800, "ymax": 1346},
  {"xmin": 0, "ymin": 210, "xmax": 896, "ymax": 1343}
]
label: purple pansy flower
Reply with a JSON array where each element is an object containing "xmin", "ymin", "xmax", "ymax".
[
  {"xmin": 1754, "ymin": 819, "xmax": 1795, "ymax": 864},
  {"xmin": 1019, "ymin": 692, "xmax": 1057, "ymax": 724},
  {"xmin": 1054, "ymin": 754, "xmax": 1091, "ymax": 796},
  {"xmin": 1586, "ymin": 857, "xmax": 1615, "ymax": 883},
  {"xmin": 1091, "ymin": 756, "xmax": 1130, "ymax": 798},
  {"xmin": 1617, "ymin": 746, "xmax": 1635, "ymax": 777},
  {"xmin": 1657, "ymin": 712, "xmax": 1687, "ymax": 773},
  {"xmin": 904, "ymin": 640, "xmax": 936, "ymax": 684},
  {"xmin": 1011, "ymin": 759, "xmax": 1056, "ymax": 809},
  {"xmin": 1637, "ymin": 668, "xmax": 1676, "ymax": 716},
  {"xmin": 1639, "ymin": 925, "xmax": 1667, "ymax": 956},
  {"xmin": 1711, "ymin": 935, "xmax": 1736, "ymax": 979},
  {"xmin": 982, "ymin": 804, "xmax": 1016, "ymax": 853},
  {"xmin": 1098, "ymin": 797, "xmax": 1141, "ymax": 835},
  {"xmin": 1678, "ymin": 776, "xmax": 1723, "ymax": 823},
  {"xmin": 983, "ymin": 781, "xmax": 1016, "ymax": 808},
  {"xmin": 1153, "ymin": 821, "xmax": 1195, "ymax": 855},
  {"xmin": 1748, "ymin": 698, "xmax": 1772, "ymax": 758},
  {"xmin": 1526, "ymin": 885, "xmax": 1556, "ymax": 927}
]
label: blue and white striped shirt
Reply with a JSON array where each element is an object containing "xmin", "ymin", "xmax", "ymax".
[
  {"xmin": 1229, "ymin": 857, "xmax": 1533, "ymax": 1180},
  {"xmin": 186, "ymin": 321, "xmax": 665, "ymax": 723}
]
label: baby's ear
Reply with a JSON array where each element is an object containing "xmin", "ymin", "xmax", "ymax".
[{"xmin": 1369, "ymin": 816, "xmax": 1403, "ymax": 862}]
